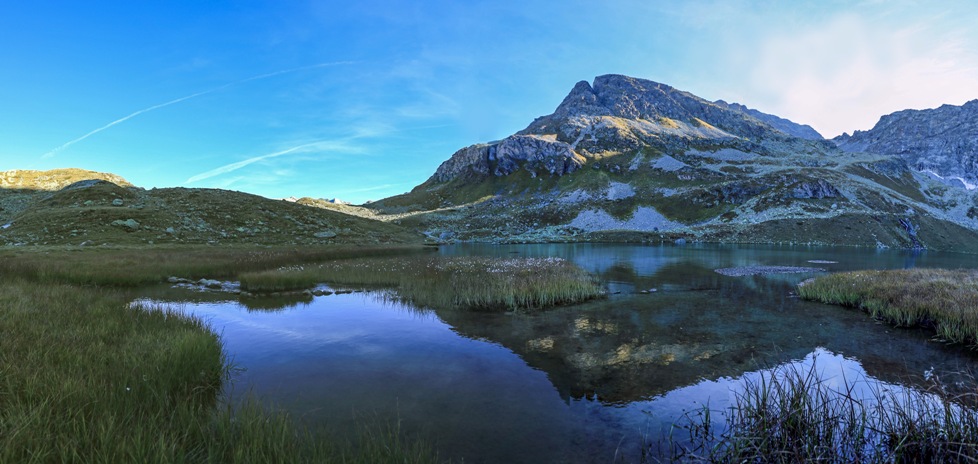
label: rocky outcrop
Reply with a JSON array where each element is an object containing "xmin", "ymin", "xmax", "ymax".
[
  {"xmin": 790, "ymin": 179, "xmax": 840, "ymax": 199},
  {"xmin": 490, "ymin": 135, "xmax": 585, "ymax": 177},
  {"xmin": 521, "ymin": 75, "xmax": 790, "ymax": 143},
  {"xmin": 833, "ymin": 100, "xmax": 978, "ymax": 189},
  {"xmin": 432, "ymin": 144, "xmax": 492, "ymax": 182},
  {"xmin": 433, "ymin": 135, "xmax": 585, "ymax": 182},
  {"xmin": 714, "ymin": 100, "xmax": 823, "ymax": 140}
]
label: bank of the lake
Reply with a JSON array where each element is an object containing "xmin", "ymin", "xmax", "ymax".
[
  {"xmin": 0, "ymin": 245, "xmax": 442, "ymax": 463},
  {"xmin": 799, "ymin": 268, "xmax": 978, "ymax": 348}
]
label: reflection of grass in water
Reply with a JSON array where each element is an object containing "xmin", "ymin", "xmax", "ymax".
[
  {"xmin": 238, "ymin": 294, "xmax": 313, "ymax": 312},
  {"xmin": 669, "ymin": 361, "xmax": 978, "ymax": 463},
  {"xmin": 240, "ymin": 256, "xmax": 604, "ymax": 311},
  {"xmin": 0, "ymin": 275, "xmax": 436, "ymax": 462},
  {"xmin": 798, "ymin": 268, "xmax": 978, "ymax": 347}
]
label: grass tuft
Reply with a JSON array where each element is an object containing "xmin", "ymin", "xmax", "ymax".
[{"xmin": 672, "ymin": 360, "xmax": 978, "ymax": 463}]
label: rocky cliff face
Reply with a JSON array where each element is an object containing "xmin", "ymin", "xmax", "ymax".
[
  {"xmin": 833, "ymin": 100, "xmax": 978, "ymax": 189},
  {"xmin": 369, "ymin": 75, "xmax": 978, "ymax": 252},
  {"xmin": 433, "ymin": 135, "xmax": 586, "ymax": 182}
]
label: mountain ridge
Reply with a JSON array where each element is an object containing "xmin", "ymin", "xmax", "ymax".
[
  {"xmin": 364, "ymin": 74, "xmax": 978, "ymax": 252},
  {"xmin": 833, "ymin": 99, "xmax": 978, "ymax": 190}
]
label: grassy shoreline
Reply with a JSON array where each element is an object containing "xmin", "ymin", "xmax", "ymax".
[
  {"xmin": 0, "ymin": 244, "xmax": 432, "ymax": 286},
  {"xmin": 0, "ymin": 246, "xmax": 438, "ymax": 463},
  {"xmin": 798, "ymin": 268, "xmax": 978, "ymax": 347}
]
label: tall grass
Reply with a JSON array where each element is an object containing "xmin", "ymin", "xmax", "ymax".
[
  {"xmin": 0, "ymin": 244, "xmax": 429, "ymax": 287},
  {"xmin": 798, "ymin": 269, "xmax": 978, "ymax": 347},
  {"xmin": 0, "ymin": 278, "xmax": 437, "ymax": 462},
  {"xmin": 672, "ymin": 361, "xmax": 978, "ymax": 463},
  {"xmin": 240, "ymin": 256, "xmax": 604, "ymax": 311}
]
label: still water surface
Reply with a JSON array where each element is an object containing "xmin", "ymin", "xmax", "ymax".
[{"xmin": 137, "ymin": 244, "xmax": 978, "ymax": 463}]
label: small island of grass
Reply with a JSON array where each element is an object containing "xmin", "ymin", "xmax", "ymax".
[{"xmin": 240, "ymin": 255, "xmax": 604, "ymax": 311}]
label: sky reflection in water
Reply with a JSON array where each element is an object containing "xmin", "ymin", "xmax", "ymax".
[{"xmin": 137, "ymin": 244, "xmax": 978, "ymax": 463}]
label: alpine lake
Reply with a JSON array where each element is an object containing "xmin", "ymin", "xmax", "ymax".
[{"xmin": 135, "ymin": 243, "xmax": 978, "ymax": 463}]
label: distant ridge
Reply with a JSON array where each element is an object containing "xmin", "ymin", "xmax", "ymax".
[
  {"xmin": 0, "ymin": 168, "xmax": 133, "ymax": 190},
  {"xmin": 0, "ymin": 168, "xmax": 418, "ymax": 247},
  {"xmin": 714, "ymin": 100, "xmax": 823, "ymax": 140},
  {"xmin": 833, "ymin": 100, "xmax": 978, "ymax": 189}
]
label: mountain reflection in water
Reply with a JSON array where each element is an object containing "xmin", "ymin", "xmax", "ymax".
[{"xmin": 136, "ymin": 244, "xmax": 978, "ymax": 463}]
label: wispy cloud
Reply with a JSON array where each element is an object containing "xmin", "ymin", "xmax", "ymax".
[
  {"xmin": 41, "ymin": 61, "xmax": 353, "ymax": 159},
  {"xmin": 184, "ymin": 139, "xmax": 361, "ymax": 184}
]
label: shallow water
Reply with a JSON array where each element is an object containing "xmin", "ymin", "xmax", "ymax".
[{"xmin": 137, "ymin": 244, "xmax": 978, "ymax": 463}]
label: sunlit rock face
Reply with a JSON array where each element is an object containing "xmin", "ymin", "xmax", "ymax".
[
  {"xmin": 433, "ymin": 135, "xmax": 585, "ymax": 182},
  {"xmin": 834, "ymin": 100, "xmax": 978, "ymax": 190}
]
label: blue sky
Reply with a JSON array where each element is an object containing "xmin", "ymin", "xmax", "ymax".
[{"xmin": 3, "ymin": 1, "xmax": 977, "ymax": 203}]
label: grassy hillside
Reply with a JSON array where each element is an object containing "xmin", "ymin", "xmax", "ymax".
[{"xmin": 0, "ymin": 169, "xmax": 421, "ymax": 247}]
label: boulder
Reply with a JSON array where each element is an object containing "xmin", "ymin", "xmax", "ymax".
[{"xmin": 110, "ymin": 219, "xmax": 140, "ymax": 231}]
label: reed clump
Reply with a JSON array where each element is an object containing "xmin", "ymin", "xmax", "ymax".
[
  {"xmin": 240, "ymin": 256, "xmax": 604, "ymax": 311},
  {"xmin": 797, "ymin": 269, "xmax": 978, "ymax": 347},
  {"xmin": 672, "ymin": 361, "xmax": 978, "ymax": 463}
]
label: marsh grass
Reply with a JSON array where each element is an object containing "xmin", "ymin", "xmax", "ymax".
[
  {"xmin": 671, "ymin": 361, "xmax": 978, "ymax": 463},
  {"xmin": 798, "ymin": 268, "xmax": 978, "ymax": 347},
  {"xmin": 0, "ymin": 244, "xmax": 429, "ymax": 286},
  {"xmin": 0, "ymin": 277, "xmax": 436, "ymax": 463},
  {"xmin": 240, "ymin": 255, "xmax": 604, "ymax": 311}
]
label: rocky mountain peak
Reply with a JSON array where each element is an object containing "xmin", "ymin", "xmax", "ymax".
[
  {"xmin": 523, "ymin": 74, "xmax": 800, "ymax": 142},
  {"xmin": 833, "ymin": 99, "xmax": 978, "ymax": 189},
  {"xmin": 430, "ymin": 74, "xmax": 834, "ymax": 184},
  {"xmin": 553, "ymin": 80, "xmax": 607, "ymax": 118}
]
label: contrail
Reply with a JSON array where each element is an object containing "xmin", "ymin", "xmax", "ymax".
[
  {"xmin": 184, "ymin": 139, "xmax": 358, "ymax": 184},
  {"xmin": 41, "ymin": 61, "xmax": 353, "ymax": 159}
]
